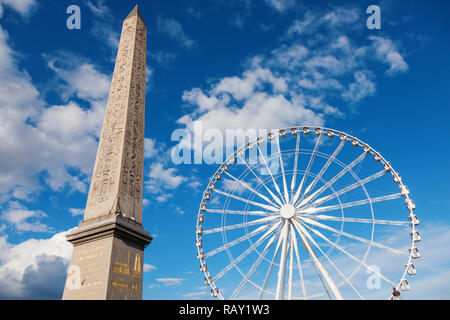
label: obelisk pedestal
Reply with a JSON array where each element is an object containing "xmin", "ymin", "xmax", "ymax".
[{"xmin": 62, "ymin": 5, "xmax": 152, "ymax": 300}]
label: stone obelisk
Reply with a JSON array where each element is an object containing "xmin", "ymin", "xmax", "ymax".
[{"xmin": 62, "ymin": 5, "xmax": 152, "ymax": 300}]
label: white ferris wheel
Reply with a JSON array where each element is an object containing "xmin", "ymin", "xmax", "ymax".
[{"xmin": 196, "ymin": 126, "xmax": 420, "ymax": 300}]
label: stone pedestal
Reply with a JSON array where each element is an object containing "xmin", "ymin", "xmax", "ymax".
[{"xmin": 62, "ymin": 216, "xmax": 152, "ymax": 300}]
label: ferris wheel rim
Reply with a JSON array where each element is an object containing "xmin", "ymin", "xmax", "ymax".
[{"xmin": 196, "ymin": 125, "xmax": 419, "ymax": 300}]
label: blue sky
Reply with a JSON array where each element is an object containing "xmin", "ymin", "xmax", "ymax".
[{"xmin": 0, "ymin": 0, "xmax": 449, "ymax": 299}]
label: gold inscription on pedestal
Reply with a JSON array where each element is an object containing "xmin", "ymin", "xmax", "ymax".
[
  {"xmin": 133, "ymin": 253, "xmax": 142, "ymax": 277},
  {"xmin": 75, "ymin": 250, "xmax": 105, "ymax": 262},
  {"xmin": 131, "ymin": 281, "xmax": 138, "ymax": 292},
  {"xmin": 81, "ymin": 272, "xmax": 104, "ymax": 280},
  {"xmin": 113, "ymin": 248, "xmax": 130, "ymax": 275},
  {"xmin": 80, "ymin": 245, "xmax": 105, "ymax": 254},
  {"xmin": 81, "ymin": 280, "xmax": 102, "ymax": 288},
  {"xmin": 83, "ymin": 262, "xmax": 96, "ymax": 268},
  {"xmin": 111, "ymin": 278, "xmax": 129, "ymax": 291},
  {"xmin": 72, "ymin": 291, "xmax": 97, "ymax": 299},
  {"xmin": 81, "ymin": 266, "xmax": 105, "ymax": 274},
  {"xmin": 113, "ymin": 262, "xmax": 130, "ymax": 275}
]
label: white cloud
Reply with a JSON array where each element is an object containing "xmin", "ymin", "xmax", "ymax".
[
  {"xmin": 1, "ymin": 203, "xmax": 49, "ymax": 233},
  {"xmin": 187, "ymin": 179, "xmax": 202, "ymax": 191},
  {"xmin": 182, "ymin": 88, "xmax": 224, "ymax": 113},
  {"xmin": 0, "ymin": 29, "xmax": 110, "ymax": 201},
  {"xmin": 151, "ymin": 50, "xmax": 177, "ymax": 67},
  {"xmin": 154, "ymin": 194, "xmax": 171, "ymax": 203},
  {"xmin": 405, "ymin": 270, "xmax": 450, "ymax": 299},
  {"xmin": 0, "ymin": 229, "xmax": 72, "ymax": 299},
  {"xmin": 173, "ymin": 5, "xmax": 410, "ymax": 181},
  {"xmin": 270, "ymin": 44, "xmax": 309, "ymax": 69},
  {"xmin": 183, "ymin": 290, "xmax": 209, "ymax": 298},
  {"xmin": 148, "ymin": 163, "xmax": 187, "ymax": 191},
  {"xmin": 69, "ymin": 208, "xmax": 84, "ymax": 217},
  {"xmin": 157, "ymin": 17, "xmax": 196, "ymax": 50},
  {"xmin": 33, "ymin": 98, "xmax": 104, "ymax": 193},
  {"xmin": 11, "ymin": 187, "xmax": 33, "ymax": 201},
  {"xmin": 47, "ymin": 61, "xmax": 111, "ymax": 101},
  {"xmin": 180, "ymin": 89, "xmax": 325, "ymax": 134},
  {"xmin": 370, "ymin": 36, "xmax": 409, "ymax": 75},
  {"xmin": 230, "ymin": 14, "xmax": 244, "ymax": 28},
  {"xmin": 179, "ymin": 60, "xmax": 324, "ymax": 135},
  {"xmin": 285, "ymin": 7, "xmax": 360, "ymax": 37},
  {"xmin": 145, "ymin": 161, "xmax": 188, "ymax": 203},
  {"xmin": 222, "ymin": 178, "xmax": 248, "ymax": 195},
  {"xmin": 86, "ymin": 0, "xmax": 109, "ymax": 17},
  {"xmin": 38, "ymin": 101, "xmax": 100, "ymax": 140},
  {"xmin": 171, "ymin": 204, "xmax": 186, "ymax": 216},
  {"xmin": 265, "ymin": 0, "xmax": 295, "ymax": 12},
  {"xmin": 85, "ymin": 0, "xmax": 119, "ymax": 52},
  {"xmin": 321, "ymin": 7, "xmax": 359, "ymax": 26},
  {"xmin": 342, "ymin": 70, "xmax": 376, "ymax": 103},
  {"xmin": 156, "ymin": 277, "xmax": 184, "ymax": 286},
  {"xmin": 187, "ymin": 6, "xmax": 204, "ymax": 19},
  {"xmin": 213, "ymin": 67, "xmax": 288, "ymax": 101},
  {"xmin": 144, "ymin": 138, "xmax": 158, "ymax": 159},
  {"xmin": 364, "ymin": 222, "xmax": 450, "ymax": 299},
  {"xmin": 285, "ymin": 14, "xmax": 316, "ymax": 37},
  {"xmin": 0, "ymin": 0, "xmax": 37, "ymax": 16},
  {"xmin": 143, "ymin": 263, "xmax": 157, "ymax": 272}
]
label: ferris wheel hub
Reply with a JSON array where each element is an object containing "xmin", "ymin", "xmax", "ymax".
[{"xmin": 280, "ymin": 204, "xmax": 296, "ymax": 219}]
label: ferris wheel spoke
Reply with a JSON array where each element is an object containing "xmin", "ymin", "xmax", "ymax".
[
  {"xmin": 256, "ymin": 143, "xmax": 286, "ymax": 204},
  {"xmin": 230, "ymin": 228, "xmax": 281, "ymax": 299},
  {"xmin": 291, "ymin": 133, "xmax": 323, "ymax": 206},
  {"xmin": 275, "ymin": 222, "xmax": 290, "ymax": 299},
  {"xmin": 237, "ymin": 154, "xmax": 284, "ymax": 207},
  {"xmin": 291, "ymin": 219, "xmax": 343, "ymax": 300},
  {"xmin": 296, "ymin": 220, "xmax": 364, "ymax": 299},
  {"xmin": 202, "ymin": 216, "xmax": 279, "ymax": 235},
  {"xmin": 258, "ymin": 220, "xmax": 285, "ymax": 299},
  {"xmin": 213, "ymin": 189, "xmax": 280, "ymax": 213},
  {"xmin": 303, "ymin": 170, "xmax": 386, "ymax": 209},
  {"xmin": 305, "ymin": 214, "xmax": 409, "ymax": 226},
  {"xmin": 299, "ymin": 193, "xmax": 404, "ymax": 215},
  {"xmin": 298, "ymin": 216, "xmax": 407, "ymax": 256},
  {"xmin": 301, "ymin": 139, "xmax": 346, "ymax": 201},
  {"xmin": 300, "ymin": 221, "xmax": 396, "ymax": 286},
  {"xmin": 296, "ymin": 152, "xmax": 367, "ymax": 209},
  {"xmin": 289, "ymin": 224, "xmax": 307, "ymax": 299},
  {"xmin": 290, "ymin": 133, "xmax": 301, "ymax": 194},
  {"xmin": 276, "ymin": 136, "xmax": 290, "ymax": 203},
  {"xmin": 206, "ymin": 208, "xmax": 273, "ymax": 217},
  {"xmin": 287, "ymin": 232, "xmax": 294, "ymax": 300},
  {"xmin": 205, "ymin": 223, "xmax": 272, "ymax": 258},
  {"xmin": 223, "ymin": 170, "xmax": 280, "ymax": 209},
  {"xmin": 213, "ymin": 222, "xmax": 281, "ymax": 282}
]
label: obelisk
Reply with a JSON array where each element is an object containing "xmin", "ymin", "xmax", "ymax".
[{"xmin": 62, "ymin": 5, "xmax": 152, "ymax": 300}]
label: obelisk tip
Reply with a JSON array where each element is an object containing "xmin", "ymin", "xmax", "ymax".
[{"xmin": 126, "ymin": 4, "xmax": 144, "ymax": 21}]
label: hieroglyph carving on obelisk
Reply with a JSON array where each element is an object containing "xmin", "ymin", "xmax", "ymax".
[
  {"xmin": 62, "ymin": 6, "xmax": 152, "ymax": 300},
  {"xmin": 84, "ymin": 6, "xmax": 146, "ymax": 224}
]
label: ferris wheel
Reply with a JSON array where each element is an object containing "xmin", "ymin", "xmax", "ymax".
[{"xmin": 195, "ymin": 126, "xmax": 420, "ymax": 300}]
